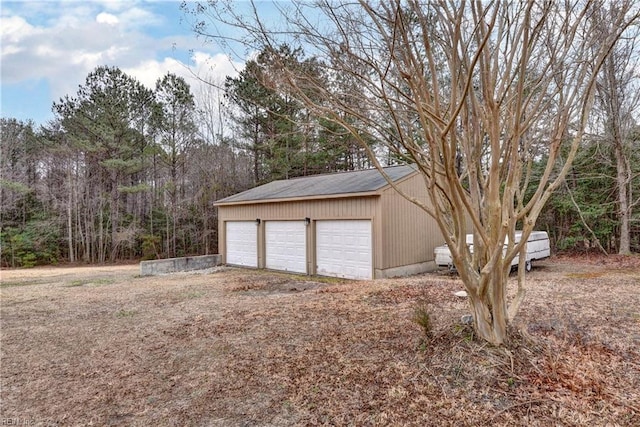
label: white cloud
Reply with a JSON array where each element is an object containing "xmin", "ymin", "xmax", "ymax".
[
  {"xmin": 0, "ymin": 1, "xmax": 248, "ymax": 125},
  {"xmin": 96, "ymin": 12, "xmax": 119, "ymax": 26},
  {"xmin": 118, "ymin": 7, "xmax": 162, "ymax": 28},
  {"xmin": 1, "ymin": 2, "xmax": 171, "ymax": 103},
  {"xmin": 1, "ymin": 15, "xmax": 40, "ymax": 44},
  {"xmin": 191, "ymin": 52, "xmax": 242, "ymax": 81},
  {"xmin": 123, "ymin": 57, "xmax": 188, "ymax": 89},
  {"xmin": 123, "ymin": 51, "xmax": 243, "ymax": 102}
]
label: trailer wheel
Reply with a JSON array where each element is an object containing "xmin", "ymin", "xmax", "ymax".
[{"xmin": 525, "ymin": 260, "xmax": 532, "ymax": 272}]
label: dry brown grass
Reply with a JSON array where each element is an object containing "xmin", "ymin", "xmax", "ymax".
[{"xmin": 1, "ymin": 256, "xmax": 639, "ymax": 426}]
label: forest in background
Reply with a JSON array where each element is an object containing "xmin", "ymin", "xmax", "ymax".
[{"xmin": 1, "ymin": 43, "xmax": 639, "ymax": 267}]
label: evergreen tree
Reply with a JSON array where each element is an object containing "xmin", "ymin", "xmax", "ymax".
[{"xmin": 53, "ymin": 66, "xmax": 154, "ymax": 262}]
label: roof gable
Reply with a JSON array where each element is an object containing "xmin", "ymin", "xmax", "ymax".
[{"xmin": 216, "ymin": 165, "xmax": 417, "ymax": 205}]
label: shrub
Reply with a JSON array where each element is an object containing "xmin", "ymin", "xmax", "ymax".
[
  {"xmin": 141, "ymin": 234, "xmax": 161, "ymax": 260},
  {"xmin": 412, "ymin": 302, "xmax": 433, "ymax": 338},
  {"xmin": 1, "ymin": 220, "xmax": 60, "ymax": 267}
]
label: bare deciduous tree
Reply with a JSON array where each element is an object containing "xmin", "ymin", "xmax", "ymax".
[
  {"xmin": 592, "ymin": 5, "xmax": 640, "ymax": 255},
  {"xmin": 186, "ymin": 0, "xmax": 639, "ymax": 345}
]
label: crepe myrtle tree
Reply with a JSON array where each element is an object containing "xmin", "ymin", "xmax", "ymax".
[{"xmin": 184, "ymin": 0, "xmax": 639, "ymax": 345}]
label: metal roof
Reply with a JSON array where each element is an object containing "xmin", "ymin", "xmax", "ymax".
[{"xmin": 216, "ymin": 165, "xmax": 417, "ymax": 205}]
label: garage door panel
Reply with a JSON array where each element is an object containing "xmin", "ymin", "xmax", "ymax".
[
  {"xmin": 266, "ymin": 221, "xmax": 307, "ymax": 273},
  {"xmin": 226, "ymin": 221, "xmax": 258, "ymax": 267},
  {"xmin": 316, "ymin": 220, "xmax": 372, "ymax": 280}
]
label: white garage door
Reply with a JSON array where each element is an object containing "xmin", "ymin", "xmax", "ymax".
[
  {"xmin": 316, "ymin": 220, "xmax": 372, "ymax": 280},
  {"xmin": 226, "ymin": 221, "xmax": 258, "ymax": 267},
  {"xmin": 265, "ymin": 221, "xmax": 307, "ymax": 273}
]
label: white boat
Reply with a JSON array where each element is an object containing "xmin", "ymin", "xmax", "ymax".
[{"xmin": 434, "ymin": 231, "xmax": 550, "ymax": 272}]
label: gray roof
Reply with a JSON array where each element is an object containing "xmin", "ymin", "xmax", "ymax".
[{"xmin": 216, "ymin": 165, "xmax": 417, "ymax": 205}]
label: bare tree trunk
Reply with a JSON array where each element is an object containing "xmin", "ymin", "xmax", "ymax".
[
  {"xmin": 76, "ymin": 196, "xmax": 83, "ymax": 262},
  {"xmin": 83, "ymin": 209, "xmax": 90, "ymax": 262},
  {"xmin": 165, "ymin": 211, "xmax": 171, "ymax": 258},
  {"xmin": 110, "ymin": 171, "xmax": 120, "ymax": 262},
  {"xmin": 565, "ymin": 181, "xmax": 609, "ymax": 255},
  {"xmin": 615, "ymin": 142, "xmax": 632, "ymax": 254},
  {"xmin": 67, "ymin": 200, "xmax": 74, "ymax": 263},
  {"xmin": 456, "ymin": 247, "xmax": 512, "ymax": 345},
  {"xmin": 468, "ymin": 275, "xmax": 508, "ymax": 345},
  {"xmin": 254, "ymin": 120, "xmax": 260, "ymax": 183},
  {"xmin": 98, "ymin": 199, "xmax": 105, "ymax": 263},
  {"xmin": 596, "ymin": 8, "xmax": 639, "ymax": 255},
  {"xmin": 66, "ymin": 164, "xmax": 75, "ymax": 263}
]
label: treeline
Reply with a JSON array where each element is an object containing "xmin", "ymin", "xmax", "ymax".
[
  {"xmin": 0, "ymin": 47, "xmax": 373, "ymax": 267},
  {"xmin": 1, "ymin": 44, "xmax": 639, "ymax": 267},
  {"xmin": 536, "ymin": 133, "xmax": 640, "ymax": 254},
  {"xmin": 535, "ymin": 28, "xmax": 640, "ymax": 255},
  {"xmin": 1, "ymin": 68, "xmax": 248, "ymax": 267}
]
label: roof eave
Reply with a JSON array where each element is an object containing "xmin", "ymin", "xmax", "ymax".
[
  {"xmin": 376, "ymin": 169, "xmax": 419, "ymax": 192},
  {"xmin": 214, "ymin": 190, "xmax": 382, "ymax": 207}
]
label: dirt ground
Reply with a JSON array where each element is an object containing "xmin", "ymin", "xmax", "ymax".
[{"xmin": 1, "ymin": 256, "xmax": 639, "ymax": 426}]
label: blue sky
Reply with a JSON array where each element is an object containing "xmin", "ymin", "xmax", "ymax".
[{"xmin": 1, "ymin": 0, "xmax": 254, "ymax": 126}]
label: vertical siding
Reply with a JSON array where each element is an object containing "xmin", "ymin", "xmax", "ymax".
[
  {"xmin": 218, "ymin": 196, "xmax": 379, "ymax": 270},
  {"xmin": 218, "ymin": 196, "xmax": 378, "ymax": 222},
  {"xmin": 379, "ymin": 174, "xmax": 444, "ymax": 269},
  {"xmin": 219, "ymin": 175, "xmax": 445, "ymax": 274}
]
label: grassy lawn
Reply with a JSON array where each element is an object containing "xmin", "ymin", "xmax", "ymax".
[{"xmin": 1, "ymin": 257, "xmax": 639, "ymax": 426}]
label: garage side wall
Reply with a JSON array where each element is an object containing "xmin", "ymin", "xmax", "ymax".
[
  {"xmin": 218, "ymin": 196, "xmax": 379, "ymax": 274},
  {"xmin": 378, "ymin": 174, "xmax": 444, "ymax": 277}
]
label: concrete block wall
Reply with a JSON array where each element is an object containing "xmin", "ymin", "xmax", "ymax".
[{"xmin": 140, "ymin": 254, "xmax": 222, "ymax": 276}]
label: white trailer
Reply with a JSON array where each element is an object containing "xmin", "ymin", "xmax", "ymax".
[{"xmin": 434, "ymin": 231, "xmax": 550, "ymax": 272}]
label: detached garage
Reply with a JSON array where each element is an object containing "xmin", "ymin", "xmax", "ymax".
[{"xmin": 215, "ymin": 165, "xmax": 445, "ymax": 279}]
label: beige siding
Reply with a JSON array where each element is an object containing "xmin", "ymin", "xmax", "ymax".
[
  {"xmin": 218, "ymin": 173, "xmax": 449, "ymax": 277},
  {"xmin": 218, "ymin": 196, "xmax": 378, "ymax": 221},
  {"xmin": 218, "ymin": 196, "xmax": 379, "ymax": 271},
  {"xmin": 378, "ymin": 174, "xmax": 443, "ymax": 270}
]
